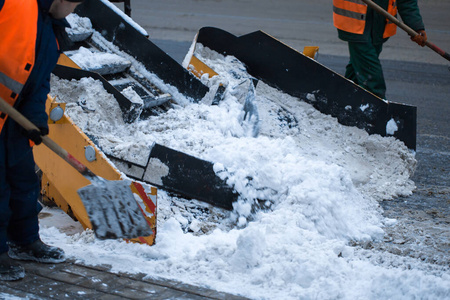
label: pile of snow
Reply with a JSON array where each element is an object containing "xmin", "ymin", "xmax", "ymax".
[
  {"xmin": 66, "ymin": 2, "xmax": 148, "ymax": 37},
  {"xmin": 43, "ymin": 18, "xmax": 450, "ymax": 300},
  {"xmin": 65, "ymin": 13, "xmax": 94, "ymax": 42}
]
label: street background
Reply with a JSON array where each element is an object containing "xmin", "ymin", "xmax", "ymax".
[{"xmin": 128, "ymin": 0, "xmax": 450, "ymax": 65}]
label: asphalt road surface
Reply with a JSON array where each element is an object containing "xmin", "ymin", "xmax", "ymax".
[
  {"xmin": 119, "ymin": 0, "xmax": 449, "ymax": 264},
  {"xmin": 127, "ymin": 0, "xmax": 450, "ymax": 65}
]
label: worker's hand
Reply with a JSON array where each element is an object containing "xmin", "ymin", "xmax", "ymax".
[
  {"xmin": 411, "ymin": 30, "xmax": 427, "ymax": 47},
  {"xmin": 24, "ymin": 127, "xmax": 49, "ymax": 145}
]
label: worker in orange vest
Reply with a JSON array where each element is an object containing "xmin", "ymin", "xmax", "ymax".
[
  {"xmin": 0, "ymin": 0, "xmax": 85, "ymax": 281},
  {"xmin": 333, "ymin": 0, "xmax": 427, "ymax": 99}
]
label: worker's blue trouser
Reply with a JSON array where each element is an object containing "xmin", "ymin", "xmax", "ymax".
[{"xmin": 0, "ymin": 131, "xmax": 41, "ymax": 254}]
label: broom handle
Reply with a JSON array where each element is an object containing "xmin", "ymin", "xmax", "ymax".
[
  {"xmin": 360, "ymin": 0, "xmax": 450, "ymax": 61},
  {"xmin": 0, "ymin": 96, "xmax": 89, "ymax": 174}
]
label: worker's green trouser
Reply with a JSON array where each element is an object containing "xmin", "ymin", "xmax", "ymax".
[{"xmin": 345, "ymin": 41, "xmax": 386, "ymax": 99}]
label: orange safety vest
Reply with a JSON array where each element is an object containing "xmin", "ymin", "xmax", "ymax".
[
  {"xmin": 0, "ymin": 0, "xmax": 39, "ymax": 133},
  {"xmin": 333, "ymin": 0, "xmax": 398, "ymax": 39}
]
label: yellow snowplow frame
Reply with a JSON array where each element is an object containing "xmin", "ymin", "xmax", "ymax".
[{"xmin": 34, "ymin": 56, "xmax": 157, "ymax": 245}]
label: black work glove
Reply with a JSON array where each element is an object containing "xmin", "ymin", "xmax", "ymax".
[{"xmin": 23, "ymin": 127, "xmax": 49, "ymax": 145}]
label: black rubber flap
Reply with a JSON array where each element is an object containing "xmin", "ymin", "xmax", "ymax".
[{"xmin": 149, "ymin": 144, "xmax": 238, "ymax": 210}]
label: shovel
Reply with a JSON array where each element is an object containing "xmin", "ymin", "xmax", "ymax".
[
  {"xmin": 0, "ymin": 96, "xmax": 152, "ymax": 240},
  {"xmin": 361, "ymin": 0, "xmax": 450, "ymax": 62}
]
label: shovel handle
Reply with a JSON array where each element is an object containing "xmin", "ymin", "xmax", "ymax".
[
  {"xmin": 0, "ymin": 96, "xmax": 90, "ymax": 175},
  {"xmin": 360, "ymin": 0, "xmax": 450, "ymax": 62}
]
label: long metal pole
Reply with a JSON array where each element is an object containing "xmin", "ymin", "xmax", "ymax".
[{"xmin": 360, "ymin": 0, "xmax": 450, "ymax": 62}]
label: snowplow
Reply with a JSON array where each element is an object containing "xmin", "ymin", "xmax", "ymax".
[{"xmin": 31, "ymin": 0, "xmax": 416, "ymax": 245}]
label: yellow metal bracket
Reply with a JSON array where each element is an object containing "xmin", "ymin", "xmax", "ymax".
[
  {"xmin": 187, "ymin": 55, "xmax": 219, "ymax": 79},
  {"xmin": 57, "ymin": 53, "xmax": 81, "ymax": 69},
  {"xmin": 36, "ymin": 96, "xmax": 157, "ymax": 245},
  {"xmin": 302, "ymin": 46, "xmax": 319, "ymax": 60}
]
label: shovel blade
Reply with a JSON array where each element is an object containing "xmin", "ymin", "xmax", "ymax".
[{"xmin": 77, "ymin": 180, "xmax": 152, "ymax": 240}]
